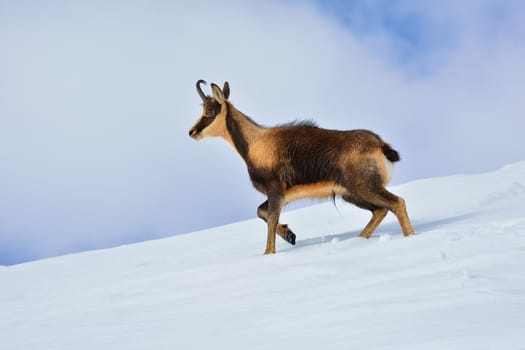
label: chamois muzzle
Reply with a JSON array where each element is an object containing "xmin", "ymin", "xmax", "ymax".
[{"xmin": 189, "ymin": 127, "xmax": 200, "ymax": 139}]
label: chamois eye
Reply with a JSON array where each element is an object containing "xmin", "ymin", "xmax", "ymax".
[{"xmin": 205, "ymin": 108, "xmax": 214, "ymax": 117}]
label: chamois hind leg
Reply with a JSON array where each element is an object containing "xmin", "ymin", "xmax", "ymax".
[
  {"xmin": 342, "ymin": 195, "xmax": 389, "ymax": 239},
  {"xmin": 390, "ymin": 194, "xmax": 415, "ymax": 237},
  {"xmin": 257, "ymin": 201, "xmax": 296, "ymax": 245},
  {"xmin": 360, "ymin": 208, "xmax": 389, "ymax": 238},
  {"xmin": 361, "ymin": 186, "xmax": 415, "ymax": 237}
]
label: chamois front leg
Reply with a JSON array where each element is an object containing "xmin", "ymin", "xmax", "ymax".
[
  {"xmin": 257, "ymin": 201, "xmax": 296, "ymax": 246},
  {"xmin": 263, "ymin": 188, "xmax": 286, "ymax": 254}
]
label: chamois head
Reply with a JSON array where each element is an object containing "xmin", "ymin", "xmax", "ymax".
[{"xmin": 189, "ymin": 80, "xmax": 230, "ymax": 140}]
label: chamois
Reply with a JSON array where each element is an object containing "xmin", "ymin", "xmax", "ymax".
[{"xmin": 189, "ymin": 80, "xmax": 414, "ymax": 254}]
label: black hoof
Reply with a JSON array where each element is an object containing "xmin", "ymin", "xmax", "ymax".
[{"xmin": 285, "ymin": 230, "xmax": 296, "ymax": 245}]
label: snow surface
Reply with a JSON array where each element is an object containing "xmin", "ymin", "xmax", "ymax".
[{"xmin": 2, "ymin": 162, "xmax": 525, "ymax": 349}]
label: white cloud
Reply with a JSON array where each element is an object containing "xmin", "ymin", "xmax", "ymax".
[{"xmin": 1, "ymin": 0, "xmax": 524, "ymax": 264}]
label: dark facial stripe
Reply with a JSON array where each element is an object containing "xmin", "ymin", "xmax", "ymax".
[{"xmin": 225, "ymin": 103, "xmax": 250, "ymax": 161}]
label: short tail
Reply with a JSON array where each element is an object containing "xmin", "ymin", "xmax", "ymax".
[{"xmin": 382, "ymin": 143, "xmax": 400, "ymax": 163}]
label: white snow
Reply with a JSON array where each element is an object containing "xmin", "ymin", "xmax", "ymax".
[{"xmin": 1, "ymin": 162, "xmax": 525, "ymax": 349}]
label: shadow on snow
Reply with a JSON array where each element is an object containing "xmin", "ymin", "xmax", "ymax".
[{"xmin": 289, "ymin": 211, "xmax": 481, "ymax": 251}]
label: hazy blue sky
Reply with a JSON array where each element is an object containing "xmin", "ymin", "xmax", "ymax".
[{"xmin": 1, "ymin": 0, "xmax": 524, "ymax": 265}]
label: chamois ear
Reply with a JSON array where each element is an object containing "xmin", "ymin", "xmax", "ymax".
[
  {"xmin": 211, "ymin": 83, "xmax": 225, "ymax": 104},
  {"xmin": 223, "ymin": 82, "xmax": 230, "ymax": 100}
]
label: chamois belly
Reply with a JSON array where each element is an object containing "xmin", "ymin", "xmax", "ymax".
[{"xmin": 284, "ymin": 181, "xmax": 349, "ymax": 204}]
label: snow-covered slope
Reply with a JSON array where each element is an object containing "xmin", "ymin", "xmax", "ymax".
[{"xmin": 2, "ymin": 162, "xmax": 525, "ymax": 350}]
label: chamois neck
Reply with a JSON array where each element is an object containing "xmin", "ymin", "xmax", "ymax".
[{"xmin": 225, "ymin": 102, "xmax": 264, "ymax": 161}]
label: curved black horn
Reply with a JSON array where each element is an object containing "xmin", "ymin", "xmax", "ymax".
[{"xmin": 196, "ymin": 79, "xmax": 207, "ymax": 101}]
